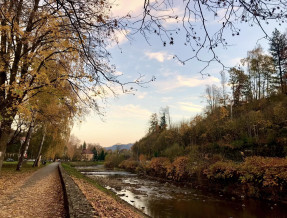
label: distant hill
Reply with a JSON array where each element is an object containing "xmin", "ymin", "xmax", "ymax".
[{"xmin": 104, "ymin": 143, "xmax": 133, "ymax": 151}]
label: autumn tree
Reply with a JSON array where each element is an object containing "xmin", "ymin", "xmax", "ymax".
[
  {"xmin": 228, "ymin": 67, "xmax": 248, "ymax": 105},
  {"xmin": 66, "ymin": 135, "xmax": 81, "ymax": 161},
  {"xmin": 0, "ymin": 0, "xmax": 148, "ymax": 174}
]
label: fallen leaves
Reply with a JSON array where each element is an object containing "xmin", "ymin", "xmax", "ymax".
[
  {"xmin": 0, "ymin": 164, "xmax": 66, "ymax": 218},
  {"xmin": 72, "ymin": 177, "xmax": 143, "ymax": 218}
]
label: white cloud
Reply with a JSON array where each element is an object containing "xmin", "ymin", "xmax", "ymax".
[
  {"xmin": 111, "ymin": 1, "xmax": 141, "ymax": 17},
  {"xmin": 116, "ymin": 104, "xmax": 151, "ymax": 119},
  {"xmin": 229, "ymin": 57, "xmax": 242, "ymax": 66},
  {"xmin": 161, "ymin": 97, "xmax": 173, "ymax": 103},
  {"xmin": 145, "ymin": 51, "xmax": 173, "ymax": 62},
  {"xmin": 136, "ymin": 92, "xmax": 147, "ymax": 99},
  {"xmin": 158, "ymin": 75, "xmax": 220, "ymax": 91},
  {"xmin": 178, "ymin": 102, "xmax": 203, "ymax": 112}
]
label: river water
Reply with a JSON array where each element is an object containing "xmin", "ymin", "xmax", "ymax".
[{"xmin": 76, "ymin": 165, "xmax": 287, "ymax": 218}]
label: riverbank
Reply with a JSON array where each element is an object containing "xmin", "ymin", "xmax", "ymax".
[
  {"xmin": 119, "ymin": 156, "xmax": 287, "ymax": 203},
  {"xmin": 77, "ymin": 163, "xmax": 287, "ymax": 217},
  {"xmin": 61, "ymin": 163, "xmax": 147, "ymax": 217}
]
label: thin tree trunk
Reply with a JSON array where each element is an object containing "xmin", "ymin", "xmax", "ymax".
[
  {"xmin": 33, "ymin": 127, "xmax": 46, "ymax": 167},
  {"xmin": 0, "ymin": 110, "xmax": 15, "ymax": 175},
  {"xmin": 16, "ymin": 118, "xmax": 35, "ymax": 171},
  {"xmin": 0, "ymin": 123, "xmax": 13, "ymax": 176}
]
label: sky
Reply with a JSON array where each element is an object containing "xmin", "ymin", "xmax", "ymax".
[{"xmin": 71, "ymin": 1, "xmax": 285, "ymax": 147}]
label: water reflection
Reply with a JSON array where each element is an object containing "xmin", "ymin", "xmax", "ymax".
[{"xmin": 78, "ymin": 166, "xmax": 287, "ymax": 218}]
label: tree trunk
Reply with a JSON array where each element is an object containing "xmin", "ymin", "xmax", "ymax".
[
  {"xmin": 0, "ymin": 122, "xmax": 13, "ymax": 176},
  {"xmin": 33, "ymin": 127, "xmax": 46, "ymax": 167},
  {"xmin": 16, "ymin": 118, "xmax": 34, "ymax": 171}
]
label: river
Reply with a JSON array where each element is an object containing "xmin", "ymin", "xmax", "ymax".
[{"xmin": 76, "ymin": 165, "xmax": 287, "ymax": 218}]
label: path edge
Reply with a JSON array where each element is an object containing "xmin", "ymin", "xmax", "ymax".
[{"xmin": 58, "ymin": 163, "xmax": 95, "ymax": 218}]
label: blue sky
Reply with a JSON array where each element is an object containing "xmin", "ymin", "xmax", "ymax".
[{"xmin": 71, "ymin": 1, "xmax": 285, "ymax": 147}]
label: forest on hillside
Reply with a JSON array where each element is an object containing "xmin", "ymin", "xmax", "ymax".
[{"xmin": 105, "ymin": 29, "xmax": 287, "ymax": 200}]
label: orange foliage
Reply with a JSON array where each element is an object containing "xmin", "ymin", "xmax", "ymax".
[
  {"xmin": 147, "ymin": 157, "xmax": 173, "ymax": 177},
  {"xmin": 172, "ymin": 156, "xmax": 190, "ymax": 181},
  {"xmin": 239, "ymin": 156, "xmax": 287, "ymax": 187},
  {"xmin": 119, "ymin": 159, "xmax": 139, "ymax": 172}
]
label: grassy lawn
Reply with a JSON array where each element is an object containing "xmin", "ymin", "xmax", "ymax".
[{"xmin": 2, "ymin": 160, "xmax": 47, "ymax": 173}]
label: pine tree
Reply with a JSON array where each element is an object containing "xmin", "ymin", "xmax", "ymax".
[
  {"xmin": 269, "ymin": 29, "xmax": 287, "ymax": 93},
  {"xmin": 83, "ymin": 141, "xmax": 87, "ymax": 150},
  {"xmin": 92, "ymin": 147, "xmax": 98, "ymax": 161}
]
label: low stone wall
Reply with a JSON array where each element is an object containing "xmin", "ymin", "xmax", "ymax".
[{"xmin": 58, "ymin": 164, "xmax": 95, "ymax": 218}]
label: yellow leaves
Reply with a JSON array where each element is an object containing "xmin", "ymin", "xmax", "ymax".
[{"xmin": 219, "ymin": 107, "xmax": 229, "ymax": 120}]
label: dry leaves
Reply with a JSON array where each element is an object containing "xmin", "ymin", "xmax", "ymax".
[
  {"xmin": 0, "ymin": 165, "xmax": 65, "ymax": 218},
  {"xmin": 72, "ymin": 177, "xmax": 143, "ymax": 218}
]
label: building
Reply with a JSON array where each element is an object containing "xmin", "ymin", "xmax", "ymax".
[{"xmin": 81, "ymin": 149, "xmax": 94, "ymax": 161}]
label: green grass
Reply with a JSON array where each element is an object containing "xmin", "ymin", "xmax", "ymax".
[
  {"xmin": 68, "ymin": 161, "xmax": 104, "ymax": 167},
  {"xmin": 2, "ymin": 160, "xmax": 47, "ymax": 172},
  {"xmin": 61, "ymin": 162, "xmax": 114, "ymax": 195}
]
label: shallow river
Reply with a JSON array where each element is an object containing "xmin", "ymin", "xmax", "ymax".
[{"xmin": 77, "ymin": 165, "xmax": 287, "ymax": 218}]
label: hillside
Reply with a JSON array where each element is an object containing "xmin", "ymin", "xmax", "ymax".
[{"xmin": 105, "ymin": 143, "xmax": 133, "ymax": 151}]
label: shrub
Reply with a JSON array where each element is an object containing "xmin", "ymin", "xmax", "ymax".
[
  {"xmin": 239, "ymin": 156, "xmax": 287, "ymax": 187},
  {"xmin": 172, "ymin": 156, "xmax": 190, "ymax": 181},
  {"xmin": 119, "ymin": 159, "xmax": 139, "ymax": 172},
  {"xmin": 146, "ymin": 157, "xmax": 173, "ymax": 178},
  {"xmin": 204, "ymin": 161, "xmax": 239, "ymax": 180},
  {"xmin": 162, "ymin": 143, "xmax": 185, "ymax": 161},
  {"xmin": 104, "ymin": 153, "xmax": 125, "ymax": 168}
]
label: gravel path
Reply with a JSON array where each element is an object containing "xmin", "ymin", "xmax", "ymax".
[{"xmin": 0, "ymin": 162, "xmax": 66, "ymax": 218}]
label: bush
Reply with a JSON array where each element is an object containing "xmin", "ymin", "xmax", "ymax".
[
  {"xmin": 104, "ymin": 153, "xmax": 125, "ymax": 168},
  {"xmin": 162, "ymin": 143, "xmax": 185, "ymax": 161},
  {"xmin": 119, "ymin": 159, "xmax": 139, "ymax": 172},
  {"xmin": 146, "ymin": 157, "xmax": 173, "ymax": 178},
  {"xmin": 204, "ymin": 161, "xmax": 239, "ymax": 181},
  {"xmin": 239, "ymin": 156, "xmax": 287, "ymax": 187},
  {"xmin": 172, "ymin": 156, "xmax": 191, "ymax": 181}
]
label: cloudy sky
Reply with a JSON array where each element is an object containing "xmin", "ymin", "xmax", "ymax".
[{"xmin": 71, "ymin": 1, "xmax": 284, "ymax": 147}]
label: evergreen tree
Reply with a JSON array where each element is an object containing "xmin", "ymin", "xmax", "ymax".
[
  {"xmin": 160, "ymin": 112, "xmax": 167, "ymax": 130},
  {"xmin": 92, "ymin": 147, "xmax": 98, "ymax": 161},
  {"xmin": 83, "ymin": 141, "xmax": 87, "ymax": 150},
  {"xmin": 149, "ymin": 113, "xmax": 159, "ymax": 133},
  {"xmin": 99, "ymin": 150, "xmax": 106, "ymax": 161},
  {"xmin": 269, "ymin": 29, "xmax": 287, "ymax": 93}
]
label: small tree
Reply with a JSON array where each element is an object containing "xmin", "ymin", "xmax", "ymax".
[
  {"xmin": 98, "ymin": 150, "xmax": 106, "ymax": 161},
  {"xmin": 148, "ymin": 113, "xmax": 159, "ymax": 133},
  {"xmin": 82, "ymin": 142, "xmax": 87, "ymax": 150},
  {"xmin": 92, "ymin": 147, "xmax": 98, "ymax": 161}
]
